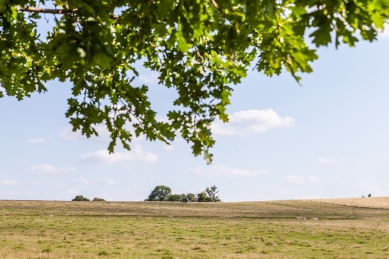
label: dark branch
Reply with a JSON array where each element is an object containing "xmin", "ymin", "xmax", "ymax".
[{"xmin": 18, "ymin": 6, "xmax": 119, "ymax": 19}]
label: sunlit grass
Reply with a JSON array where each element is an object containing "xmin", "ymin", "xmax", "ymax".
[{"xmin": 0, "ymin": 199, "xmax": 389, "ymax": 258}]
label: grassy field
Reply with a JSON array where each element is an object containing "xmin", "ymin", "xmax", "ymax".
[{"xmin": 1, "ymin": 198, "xmax": 389, "ymax": 258}]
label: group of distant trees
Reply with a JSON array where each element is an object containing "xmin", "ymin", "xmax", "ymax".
[
  {"xmin": 145, "ymin": 185, "xmax": 221, "ymax": 202},
  {"xmin": 71, "ymin": 185, "xmax": 221, "ymax": 202},
  {"xmin": 72, "ymin": 196, "xmax": 105, "ymax": 202}
]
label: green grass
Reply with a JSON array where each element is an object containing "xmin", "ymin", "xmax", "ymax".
[{"xmin": 0, "ymin": 200, "xmax": 389, "ymax": 258}]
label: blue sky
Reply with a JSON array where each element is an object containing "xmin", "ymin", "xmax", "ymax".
[{"xmin": 1, "ymin": 30, "xmax": 388, "ymax": 202}]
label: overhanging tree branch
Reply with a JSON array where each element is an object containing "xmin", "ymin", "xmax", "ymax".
[
  {"xmin": 19, "ymin": 6, "xmax": 77, "ymax": 14},
  {"xmin": 18, "ymin": 6, "xmax": 119, "ymax": 19}
]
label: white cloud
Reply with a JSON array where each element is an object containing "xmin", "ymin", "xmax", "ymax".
[
  {"xmin": 79, "ymin": 145, "xmax": 158, "ymax": 164},
  {"xmin": 73, "ymin": 176, "xmax": 89, "ymax": 183},
  {"xmin": 67, "ymin": 189, "xmax": 79, "ymax": 195},
  {"xmin": 105, "ymin": 179, "xmax": 117, "ymax": 185},
  {"xmin": 212, "ymin": 109, "xmax": 295, "ymax": 136},
  {"xmin": 285, "ymin": 175, "xmax": 303, "ymax": 183},
  {"xmin": 29, "ymin": 165, "xmax": 76, "ymax": 173},
  {"xmin": 1, "ymin": 179, "xmax": 17, "ymax": 186},
  {"xmin": 50, "ymin": 181, "xmax": 65, "ymax": 186},
  {"xmin": 59, "ymin": 125, "xmax": 111, "ymax": 142},
  {"xmin": 189, "ymin": 166, "xmax": 268, "ymax": 178},
  {"xmin": 164, "ymin": 144, "xmax": 174, "ymax": 151},
  {"xmin": 59, "ymin": 127, "xmax": 79, "ymax": 141},
  {"xmin": 59, "ymin": 125, "xmax": 144, "ymax": 143},
  {"xmin": 27, "ymin": 137, "xmax": 45, "ymax": 144},
  {"xmin": 309, "ymin": 176, "xmax": 319, "ymax": 182},
  {"xmin": 379, "ymin": 25, "xmax": 389, "ymax": 39},
  {"xmin": 317, "ymin": 157, "xmax": 345, "ymax": 165},
  {"xmin": 31, "ymin": 180, "xmax": 38, "ymax": 184},
  {"xmin": 139, "ymin": 73, "xmax": 159, "ymax": 84}
]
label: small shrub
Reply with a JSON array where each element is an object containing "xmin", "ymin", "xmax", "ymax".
[
  {"xmin": 185, "ymin": 193, "xmax": 195, "ymax": 202},
  {"xmin": 167, "ymin": 194, "xmax": 184, "ymax": 202},
  {"xmin": 13, "ymin": 244, "xmax": 24, "ymax": 250},
  {"xmin": 42, "ymin": 247, "xmax": 52, "ymax": 253},
  {"xmin": 368, "ymin": 194, "xmax": 371, "ymax": 197},
  {"xmin": 72, "ymin": 195, "xmax": 90, "ymax": 201},
  {"xmin": 93, "ymin": 197, "xmax": 106, "ymax": 201},
  {"xmin": 98, "ymin": 250, "xmax": 108, "ymax": 256}
]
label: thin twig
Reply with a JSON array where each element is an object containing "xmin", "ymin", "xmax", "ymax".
[{"xmin": 18, "ymin": 6, "xmax": 119, "ymax": 19}]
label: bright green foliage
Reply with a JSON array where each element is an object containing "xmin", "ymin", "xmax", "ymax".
[
  {"xmin": 72, "ymin": 195, "xmax": 90, "ymax": 201},
  {"xmin": 146, "ymin": 185, "xmax": 172, "ymax": 201},
  {"xmin": 1, "ymin": 1, "xmax": 388, "ymax": 161}
]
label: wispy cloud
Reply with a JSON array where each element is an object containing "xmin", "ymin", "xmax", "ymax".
[
  {"xmin": 285, "ymin": 175, "xmax": 304, "ymax": 183},
  {"xmin": 73, "ymin": 176, "xmax": 89, "ymax": 183},
  {"xmin": 67, "ymin": 189, "xmax": 79, "ymax": 195},
  {"xmin": 59, "ymin": 125, "xmax": 144, "ymax": 143},
  {"xmin": 105, "ymin": 179, "xmax": 117, "ymax": 185},
  {"xmin": 79, "ymin": 145, "xmax": 158, "ymax": 164},
  {"xmin": 212, "ymin": 109, "xmax": 295, "ymax": 136},
  {"xmin": 164, "ymin": 144, "xmax": 174, "ymax": 151},
  {"xmin": 59, "ymin": 124, "xmax": 111, "ymax": 142},
  {"xmin": 29, "ymin": 165, "xmax": 76, "ymax": 173},
  {"xmin": 27, "ymin": 137, "xmax": 46, "ymax": 144},
  {"xmin": 59, "ymin": 127, "xmax": 79, "ymax": 141},
  {"xmin": 317, "ymin": 157, "xmax": 345, "ymax": 165},
  {"xmin": 50, "ymin": 181, "xmax": 65, "ymax": 186},
  {"xmin": 189, "ymin": 166, "xmax": 268, "ymax": 178},
  {"xmin": 309, "ymin": 176, "xmax": 319, "ymax": 182},
  {"xmin": 1, "ymin": 179, "xmax": 17, "ymax": 186},
  {"xmin": 139, "ymin": 73, "xmax": 159, "ymax": 84},
  {"xmin": 379, "ymin": 25, "xmax": 389, "ymax": 39}
]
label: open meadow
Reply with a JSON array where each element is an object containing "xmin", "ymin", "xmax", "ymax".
[{"xmin": 1, "ymin": 198, "xmax": 389, "ymax": 258}]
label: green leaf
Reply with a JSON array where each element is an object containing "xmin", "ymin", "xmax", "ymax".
[
  {"xmin": 175, "ymin": 32, "xmax": 188, "ymax": 52},
  {"xmin": 94, "ymin": 53, "xmax": 111, "ymax": 68}
]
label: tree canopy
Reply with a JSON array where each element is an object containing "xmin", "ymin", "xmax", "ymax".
[
  {"xmin": 146, "ymin": 185, "xmax": 172, "ymax": 201},
  {"xmin": 72, "ymin": 195, "xmax": 90, "ymax": 201},
  {"xmin": 1, "ymin": 0, "xmax": 388, "ymax": 162}
]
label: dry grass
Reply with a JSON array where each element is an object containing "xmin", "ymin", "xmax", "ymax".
[
  {"xmin": 316, "ymin": 196, "xmax": 389, "ymax": 209},
  {"xmin": 1, "ymin": 199, "xmax": 389, "ymax": 258}
]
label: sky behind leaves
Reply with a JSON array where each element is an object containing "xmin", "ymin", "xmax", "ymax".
[{"xmin": 1, "ymin": 33, "xmax": 388, "ymax": 201}]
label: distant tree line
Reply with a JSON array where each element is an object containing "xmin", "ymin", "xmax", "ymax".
[
  {"xmin": 72, "ymin": 196, "xmax": 105, "ymax": 201},
  {"xmin": 145, "ymin": 185, "xmax": 221, "ymax": 202}
]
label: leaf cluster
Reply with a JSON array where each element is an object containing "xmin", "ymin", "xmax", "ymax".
[{"xmin": 1, "ymin": 0, "xmax": 388, "ymax": 161}]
